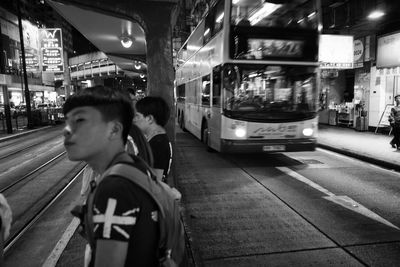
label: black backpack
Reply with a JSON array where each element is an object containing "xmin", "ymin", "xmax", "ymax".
[{"xmin": 84, "ymin": 154, "xmax": 186, "ymax": 267}]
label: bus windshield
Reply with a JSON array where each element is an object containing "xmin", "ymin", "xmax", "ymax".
[
  {"xmin": 231, "ymin": 0, "xmax": 318, "ymax": 30},
  {"xmin": 222, "ymin": 64, "xmax": 317, "ymax": 122}
]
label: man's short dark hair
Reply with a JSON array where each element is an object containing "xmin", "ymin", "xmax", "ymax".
[
  {"xmin": 63, "ymin": 85, "xmax": 133, "ymax": 143},
  {"xmin": 135, "ymin": 96, "xmax": 170, "ymax": 127}
]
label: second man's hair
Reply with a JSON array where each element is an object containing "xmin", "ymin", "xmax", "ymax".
[{"xmin": 135, "ymin": 96, "xmax": 170, "ymax": 127}]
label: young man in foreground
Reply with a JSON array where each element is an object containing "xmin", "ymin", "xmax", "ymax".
[{"xmin": 63, "ymin": 86, "xmax": 159, "ymax": 266}]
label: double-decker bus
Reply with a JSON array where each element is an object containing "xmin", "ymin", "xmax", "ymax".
[{"xmin": 175, "ymin": 0, "xmax": 321, "ymax": 153}]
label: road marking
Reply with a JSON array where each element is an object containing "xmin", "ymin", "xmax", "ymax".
[
  {"xmin": 42, "ymin": 217, "xmax": 80, "ymax": 267},
  {"xmin": 277, "ymin": 166, "xmax": 399, "ymax": 230}
]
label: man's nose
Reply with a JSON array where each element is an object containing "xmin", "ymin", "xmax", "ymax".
[{"xmin": 63, "ymin": 123, "xmax": 72, "ymax": 137}]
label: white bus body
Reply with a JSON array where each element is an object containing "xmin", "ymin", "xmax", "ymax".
[{"xmin": 176, "ymin": 0, "xmax": 321, "ymax": 153}]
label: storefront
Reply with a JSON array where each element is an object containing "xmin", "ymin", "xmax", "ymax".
[
  {"xmin": 370, "ymin": 31, "xmax": 400, "ymax": 130},
  {"xmin": 318, "ymin": 34, "xmax": 355, "ymax": 126},
  {"xmin": 318, "ymin": 34, "xmax": 377, "ymax": 131}
]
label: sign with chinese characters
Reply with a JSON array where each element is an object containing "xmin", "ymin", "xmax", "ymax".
[
  {"xmin": 319, "ymin": 34, "xmax": 354, "ymax": 69},
  {"xmin": 246, "ymin": 38, "xmax": 304, "ymax": 59},
  {"xmin": 22, "ymin": 20, "xmax": 40, "ymax": 72},
  {"xmin": 40, "ymin": 28, "xmax": 64, "ymax": 72}
]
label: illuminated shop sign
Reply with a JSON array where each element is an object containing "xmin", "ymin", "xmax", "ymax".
[
  {"xmin": 319, "ymin": 34, "xmax": 354, "ymax": 69},
  {"xmin": 245, "ymin": 38, "xmax": 305, "ymax": 59},
  {"xmin": 22, "ymin": 20, "xmax": 40, "ymax": 71},
  {"xmin": 40, "ymin": 28, "xmax": 64, "ymax": 72},
  {"xmin": 377, "ymin": 31, "xmax": 400, "ymax": 68}
]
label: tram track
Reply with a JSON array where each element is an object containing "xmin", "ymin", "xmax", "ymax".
[
  {"xmin": 0, "ymin": 139, "xmax": 59, "ymax": 161},
  {"xmin": 0, "ymin": 126, "xmax": 63, "ymax": 161},
  {"xmin": 0, "ymin": 151, "xmax": 67, "ymax": 193},
  {"xmin": 4, "ymin": 165, "xmax": 85, "ymax": 254}
]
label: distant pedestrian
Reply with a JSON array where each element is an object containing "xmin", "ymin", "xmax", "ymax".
[
  {"xmin": 389, "ymin": 95, "xmax": 400, "ymax": 149},
  {"xmin": 126, "ymin": 87, "xmax": 138, "ymax": 110},
  {"xmin": 63, "ymin": 85, "xmax": 160, "ymax": 267},
  {"xmin": 134, "ymin": 96, "xmax": 172, "ymax": 184}
]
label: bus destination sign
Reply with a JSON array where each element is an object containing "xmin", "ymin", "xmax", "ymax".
[{"xmin": 245, "ymin": 38, "xmax": 304, "ymax": 59}]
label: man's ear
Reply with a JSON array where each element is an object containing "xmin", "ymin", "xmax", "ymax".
[
  {"xmin": 147, "ymin": 114, "xmax": 155, "ymax": 124},
  {"xmin": 109, "ymin": 120, "xmax": 123, "ymax": 140}
]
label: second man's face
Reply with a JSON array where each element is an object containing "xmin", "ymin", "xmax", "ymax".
[{"xmin": 133, "ymin": 111, "xmax": 151, "ymax": 134}]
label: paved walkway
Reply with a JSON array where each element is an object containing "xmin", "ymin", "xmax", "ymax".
[{"xmin": 317, "ymin": 124, "xmax": 400, "ymax": 171}]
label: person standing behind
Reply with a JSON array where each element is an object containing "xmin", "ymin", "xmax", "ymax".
[
  {"xmin": 389, "ymin": 95, "xmax": 400, "ymax": 149},
  {"xmin": 134, "ymin": 96, "xmax": 172, "ymax": 184},
  {"xmin": 63, "ymin": 86, "xmax": 159, "ymax": 267}
]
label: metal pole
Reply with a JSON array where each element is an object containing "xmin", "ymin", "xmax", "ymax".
[
  {"xmin": 17, "ymin": 0, "xmax": 33, "ymax": 129},
  {"xmin": 0, "ymin": 14, "xmax": 13, "ymax": 133}
]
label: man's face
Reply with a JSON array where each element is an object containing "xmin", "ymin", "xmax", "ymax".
[
  {"xmin": 63, "ymin": 106, "xmax": 112, "ymax": 161},
  {"xmin": 133, "ymin": 111, "xmax": 151, "ymax": 134},
  {"xmin": 396, "ymin": 97, "xmax": 400, "ymax": 104}
]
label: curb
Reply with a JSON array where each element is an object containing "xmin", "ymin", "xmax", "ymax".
[
  {"xmin": 0, "ymin": 126, "xmax": 53, "ymax": 143},
  {"xmin": 317, "ymin": 143, "xmax": 400, "ymax": 172}
]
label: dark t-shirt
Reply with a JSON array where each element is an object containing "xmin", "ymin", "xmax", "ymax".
[
  {"xmin": 149, "ymin": 134, "xmax": 172, "ymax": 180},
  {"xmin": 92, "ymin": 176, "xmax": 159, "ymax": 267}
]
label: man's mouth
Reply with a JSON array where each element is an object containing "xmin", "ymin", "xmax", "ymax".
[{"xmin": 64, "ymin": 141, "xmax": 74, "ymax": 147}]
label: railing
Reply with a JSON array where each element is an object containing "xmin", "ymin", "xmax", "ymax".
[{"xmin": 0, "ymin": 108, "xmax": 65, "ymax": 134}]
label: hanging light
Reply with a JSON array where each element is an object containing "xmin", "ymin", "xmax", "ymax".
[
  {"xmin": 134, "ymin": 61, "xmax": 141, "ymax": 70},
  {"xmin": 368, "ymin": 10, "xmax": 385, "ymax": 20},
  {"xmin": 140, "ymin": 74, "xmax": 145, "ymax": 78},
  {"xmin": 120, "ymin": 35, "xmax": 133, "ymax": 48}
]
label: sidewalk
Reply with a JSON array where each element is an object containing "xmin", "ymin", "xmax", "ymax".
[{"xmin": 317, "ymin": 124, "xmax": 400, "ymax": 172}]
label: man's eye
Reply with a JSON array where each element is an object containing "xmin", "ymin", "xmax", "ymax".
[{"xmin": 76, "ymin": 118, "xmax": 85, "ymax": 123}]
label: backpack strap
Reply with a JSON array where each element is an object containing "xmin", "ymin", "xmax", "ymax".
[
  {"xmin": 84, "ymin": 157, "xmax": 167, "ymax": 249},
  {"xmin": 103, "ymin": 163, "xmax": 166, "ymax": 218},
  {"xmin": 85, "ymin": 179, "xmax": 98, "ymax": 250}
]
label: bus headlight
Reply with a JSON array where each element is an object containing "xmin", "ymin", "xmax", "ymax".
[
  {"xmin": 303, "ymin": 128, "xmax": 313, "ymax": 136},
  {"xmin": 235, "ymin": 128, "xmax": 246, "ymax": 138}
]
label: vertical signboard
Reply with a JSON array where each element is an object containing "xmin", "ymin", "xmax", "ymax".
[
  {"xmin": 40, "ymin": 28, "xmax": 64, "ymax": 72},
  {"xmin": 353, "ymin": 38, "xmax": 364, "ymax": 68},
  {"xmin": 22, "ymin": 20, "xmax": 40, "ymax": 72}
]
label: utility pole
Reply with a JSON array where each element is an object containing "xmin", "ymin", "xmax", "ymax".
[
  {"xmin": 0, "ymin": 14, "xmax": 13, "ymax": 134},
  {"xmin": 17, "ymin": 0, "xmax": 33, "ymax": 129}
]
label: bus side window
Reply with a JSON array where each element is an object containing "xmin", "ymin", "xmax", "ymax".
[
  {"xmin": 212, "ymin": 66, "xmax": 221, "ymax": 107},
  {"xmin": 213, "ymin": 0, "xmax": 224, "ymax": 34},
  {"xmin": 177, "ymin": 84, "xmax": 185, "ymax": 103},
  {"xmin": 204, "ymin": 0, "xmax": 224, "ymax": 45},
  {"xmin": 202, "ymin": 75, "xmax": 211, "ymax": 107}
]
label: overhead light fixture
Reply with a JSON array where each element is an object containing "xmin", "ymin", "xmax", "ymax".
[
  {"xmin": 134, "ymin": 61, "xmax": 141, "ymax": 70},
  {"xmin": 249, "ymin": 3, "xmax": 281, "ymax": 26},
  {"xmin": 120, "ymin": 35, "xmax": 133, "ymax": 48},
  {"xmin": 308, "ymin": 11, "xmax": 316, "ymax": 18},
  {"xmin": 140, "ymin": 74, "xmax": 145, "ymax": 78},
  {"xmin": 368, "ymin": 10, "xmax": 384, "ymax": 20}
]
